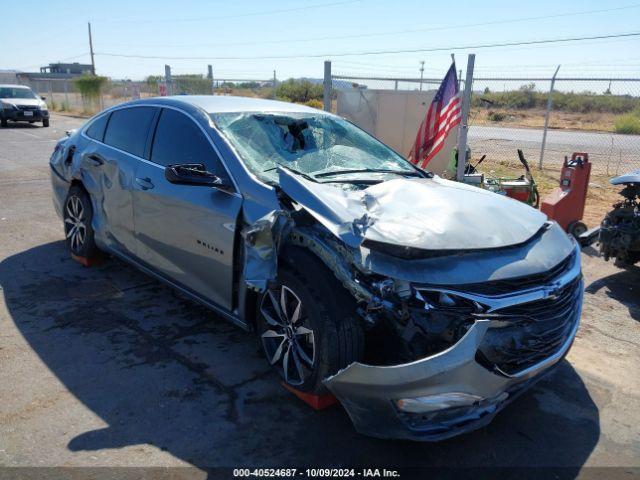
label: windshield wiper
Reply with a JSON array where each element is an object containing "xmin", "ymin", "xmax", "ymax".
[
  {"xmin": 314, "ymin": 168, "xmax": 420, "ymax": 178},
  {"xmin": 264, "ymin": 164, "xmax": 318, "ymax": 183}
]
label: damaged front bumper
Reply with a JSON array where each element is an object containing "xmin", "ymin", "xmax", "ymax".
[{"xmin": 324, "ymin": 247, "xmax": 583, "ymax": 441}]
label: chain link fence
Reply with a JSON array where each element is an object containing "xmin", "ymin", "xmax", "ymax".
[{"xmin": 331, "ymin": 69, "xmax": 640, "ymax": 176}]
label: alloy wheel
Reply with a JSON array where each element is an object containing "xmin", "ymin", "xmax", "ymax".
[
  {"xmin": 64, "ymin": 195, "xmax": 87, "ymax": 253},
  {"xmin": 260, "ymin": 285, "xmax": 316, "ymax": 386}
]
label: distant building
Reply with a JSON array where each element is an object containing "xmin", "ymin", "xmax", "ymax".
[
  {"xmin": 40, "ymin": 62, "xmax": 93, "ymax": 75},
  {"xmin": 17, "ymin": 62, "xmax": 93, "ymax": 82}
]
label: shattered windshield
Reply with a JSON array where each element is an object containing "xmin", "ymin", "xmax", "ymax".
[{"xmin": 210, "ymin": 112, "xmax": 416, "ymax": 183}]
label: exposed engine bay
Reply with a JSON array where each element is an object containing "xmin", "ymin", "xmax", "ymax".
[{"xmin": 599, "ymin": 170, "xmax": 640, "ymax": 268}]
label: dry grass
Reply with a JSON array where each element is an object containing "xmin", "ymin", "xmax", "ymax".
[{"xmin": 473, "ymin": 108, "xmax": 619, "ymax": 133}]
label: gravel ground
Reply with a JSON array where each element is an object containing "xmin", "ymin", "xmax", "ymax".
[{"xmin": 0, "ymin": 114, "xmax": 638, "ymax": 474}]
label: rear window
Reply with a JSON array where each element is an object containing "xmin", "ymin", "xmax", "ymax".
[
  {"xmin": 85, "ymin": 113, "xmax": 109, "ymax": 142},
  {"xmin": 103, "ymin": 107, "xmax": 156, "ymax": 157}
]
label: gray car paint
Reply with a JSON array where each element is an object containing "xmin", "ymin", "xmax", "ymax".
[
  {"xmin": 50, "ymin": 95, "xmax": 583, "ymax": 441},
  {"xmin": 611, "ymin": 168, "xmax": 640, "ymax": 185}
]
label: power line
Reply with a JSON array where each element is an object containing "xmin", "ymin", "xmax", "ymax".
[
  {"xmin": 100, "ymin": 3, "xmax": 640, "ymax": 50},
  {"xmin": 98, "ymin": 0, "xmax": 360, "ymax": 24},
  {"xmin": 96, "ymin": 31, "xmax": 640, "ymax": 61}
]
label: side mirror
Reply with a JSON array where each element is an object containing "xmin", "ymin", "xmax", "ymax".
[
  {"xmin": 165, "ymin": 163, "xmax": 233, "ymax": 191},
  {"xmin": 40, "ymin": 96, "xmax": 46, "ymax": 101}
]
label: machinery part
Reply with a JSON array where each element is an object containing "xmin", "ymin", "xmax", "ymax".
[
  {"xmin": 568, "ymin": 221, "xmax": 588, "ymax": 239},
  {"xmin": 578, "ymin": 226, "xmax": 600, "ymax": 248},
  {"xmin": 63, "ymin": 185, "xmax": 99, "ymax": 259},
  {"xmin": 599, "ymin": 179, "xmax": 640, "ymax": 268},
  {"xmin": 540, "ymin": 152, "xmax": 591, "ymax": 233},
  {"xmin": 257, "ymin": 248, "xmax": 364, "ymax": 394}
]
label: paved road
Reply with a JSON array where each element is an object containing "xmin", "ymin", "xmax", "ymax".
[
  {"xmin": 0, "ymin": 114, "xmax": 639, "ymax": 473},
  {"xmin": 469, "ymin": 125, "xmax": 640, "ymax": 173}
]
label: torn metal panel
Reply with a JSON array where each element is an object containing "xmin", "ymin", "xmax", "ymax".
[
  {"xmin": 324, "ymin": 279, "xmax": 583, "ymax": 441},
  {"xmin": 278, "ymin": 167, "xmax": 548, "ymax": 251},
  {"xmin": 240, "ymin": 210, "xmax": 292, "ymax": 292}
]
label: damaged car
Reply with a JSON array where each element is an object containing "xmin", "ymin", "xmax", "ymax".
[{"xmin": 49, "ymin": 96, "xmax": 583, "ymax": 441}]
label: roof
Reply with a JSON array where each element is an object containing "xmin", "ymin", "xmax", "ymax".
[
  {"xmin": 142, "ymin": 95, "xmax": 325, "ymax": 114},
  {"xmin": 0, "ymin": 84, "xmax": 30, "ymax": 89}
]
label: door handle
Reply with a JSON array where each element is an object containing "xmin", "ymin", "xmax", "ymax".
[
  {"xmin": 135, "ymin": 177, "xmax": 155, "ymax": 190},
  {"xmin": 87, "ymin": 154, "xmax": 104, "ymax": 166}
]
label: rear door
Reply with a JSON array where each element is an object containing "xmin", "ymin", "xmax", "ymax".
[
  {"xmin": 82, "ymin": 106, "xmax": 157, "ymax": 256},
  {"xmin": 132, "ymin": 107, "xmax": 242, "ymax": 310}
]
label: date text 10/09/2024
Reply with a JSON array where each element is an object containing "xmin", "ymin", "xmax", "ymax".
[{"xmin": 232, "ymin": 469, "xmax": 401, "ymax": 478}]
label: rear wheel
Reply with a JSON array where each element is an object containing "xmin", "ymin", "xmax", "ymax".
[
  {"xmin": 257, "ymin": 248, "xmax": 364, "ymax": 394},
  {"xmin": 1, "ymin": 117, "xmax": 7, "ymax": 128},
  {"xmin": 43, "ymin": 118, "xmax": 50, "ymax": 127},
  {"xmin": 568, "ymin": 221, "xmax": 587, "ymax": 239},
  {"xmin": 64, "ymin": 185, "xmax": 99, "ymax": 258}
]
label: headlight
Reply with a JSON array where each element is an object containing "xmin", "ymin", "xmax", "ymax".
[
  {"xmin": 1, "ymin": 102, "xmax": 17, "ymax": 111},
  {"xmin": 40, "ymin": 105, "xmax": 48, "ymax": 111}
]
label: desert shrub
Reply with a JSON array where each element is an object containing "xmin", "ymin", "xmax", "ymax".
[
  {"xmin": 304, "ymin": 99, "xmax": 323, "ymax": 109},
  {"xmin": 74, "ymin": 75, "xmax": 108, "ymax": 113},
  {"xmin": 614, "ymin": 113, "xmax": 640, "ymax": 134},
  {"xmin": 487, "ymin": 110, "xmax": 505, "ymax": 122},
  {"xmin": 275, "ymin": 79, "xmax": 323, "ymax": 103}
]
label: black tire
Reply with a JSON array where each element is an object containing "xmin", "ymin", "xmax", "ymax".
[
  {"xmin": 257, "ymin": 247, "xmax": 364, "ymax": 394},
  {"xmin": 43, "ymin": 118, "xmax": 50, "ymax": 127},
  {"xmin": 0, "ymin": 117, "xmax": 7, "ymax": 128},
  {"xmin": 568, "ymin": 221, "xmax": 587, "ymax": 239},
  {"xmin": 63, "ymin": 185, "xmax": 99, "ymax": 258}
]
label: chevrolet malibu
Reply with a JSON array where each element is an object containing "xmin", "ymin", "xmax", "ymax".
[{"xmin": 49, "ymin": 96, "xmax": 583, "ymax": 440}]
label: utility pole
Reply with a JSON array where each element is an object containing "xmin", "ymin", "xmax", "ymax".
[
  {"xmin": 88, "ymin": 22, "xmax": 96, "ymax": 76},
  {"xmin": 419, "ymin": 61, "xmax": 425, "ymax": 91}
]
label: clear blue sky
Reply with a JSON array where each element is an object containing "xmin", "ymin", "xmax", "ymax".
[{"xmin": 2, "ymin": 0, "xmax": 640, "ymax": 81}]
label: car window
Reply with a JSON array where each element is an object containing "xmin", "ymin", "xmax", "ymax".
[
  {"xmin": 103, "ymin": 107, "xmax": 156, "ymax": 157},
  {"xmin": 151, "ymin": 108, "xmax": 223, "ymax": 175},
  {"xmin": 85, "ymin": 113, "xmax": 109, "ymax": 142},
  {"xmin": 0, "ymin": 87, "xmax": 38, "ymax": 99}
]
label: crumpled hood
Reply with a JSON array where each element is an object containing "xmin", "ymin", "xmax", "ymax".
[{"xmin": 278, "ymin": 168, "xmax": 548, "ymax": 250}]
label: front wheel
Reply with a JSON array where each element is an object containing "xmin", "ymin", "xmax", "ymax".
[
  {"xmin": 1, "ymin": 117, "xmax": 7, "ymax": 127},
  {"xmin": 257, "ymin": 249, "xmax": 364, "ymax": 394},
  {"xmin": 43, "ymin": 118, "xmax": 50, "ymax": 127},
  {"xmin": 64, "ymin": 185, "xmax": 99, "ymax": 258}
]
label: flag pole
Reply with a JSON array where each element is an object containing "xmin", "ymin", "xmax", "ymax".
[{"xmin": 456, "ymin": 53, "xmax": 475, "ymax": 182}]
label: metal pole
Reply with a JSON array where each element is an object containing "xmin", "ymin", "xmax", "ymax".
[
  {"xmin": 394, "ymin": 80, "xmax": 398, "ymax": 90},
  {"xmin": 539, "ymin": 65, "xmax": 561, "ymax": 170},
  {"xmin": 64, "ymin": 69, "xmax": 69, "ymax": 108},
  {"xmin": 165, "ymin": 64, "xmax": 173, "ymax": 96},
  {"xmin": 456, "ymin": 54, "xmax": 475, "ymax": 182},
  {"xmin": 419, "ymin": 61, "xmax": 425, "ymax": 91},
  {"xmin": 207, "ymin": 64, "xmax": 214, "ymax": 94},
  {"xmin": 88, "ymin": 22, "xmax": 96, "ymax": 75},
  {"xmin": 323, "ymin": 60, "xmax": 332, "ymax": 112},
  {"xmin": 272, "ymin": 69, "xmax": 277, "ymax": 99}
]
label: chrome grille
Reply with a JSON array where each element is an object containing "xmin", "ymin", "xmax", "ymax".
[
  {"xmin": 18, "ymin": 105, "xmax": 38, "ymax": 111},
  {"xmin": 476, "ymin": 277, "xmax": 582, "ymax": 375}
]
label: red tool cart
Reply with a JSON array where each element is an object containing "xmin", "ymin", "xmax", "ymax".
[{"xmin": 540, "ymin": 152, "xmax": 592, "ymax": 238}]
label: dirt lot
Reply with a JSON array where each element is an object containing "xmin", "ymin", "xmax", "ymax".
[{"xmin": 0, "ymin": 114, "xmax": 639, "ymax": 475}]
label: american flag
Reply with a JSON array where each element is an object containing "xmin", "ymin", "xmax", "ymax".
[{"xmin": 409, "ymin": 63, "xmax": 461, "ymax": 170}]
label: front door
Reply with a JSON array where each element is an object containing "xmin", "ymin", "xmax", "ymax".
[{"xmin": 132, "ymin": 108, "xmax": 242, "ymax": 310}]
